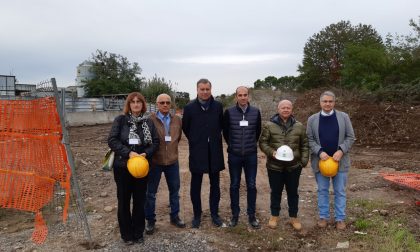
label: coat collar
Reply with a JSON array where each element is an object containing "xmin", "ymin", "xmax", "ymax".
[
  {"xmin": 270, "ymin": 114, "xmax": 296, "ymax": 125},
  {"xmin": 235, "ymin": 102, "xmax": 250, "ymax": 113}
]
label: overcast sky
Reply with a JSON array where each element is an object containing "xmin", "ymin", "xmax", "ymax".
[{"xmin": 1, "ymin": 0, "xmax": 418, "ymax": 96}]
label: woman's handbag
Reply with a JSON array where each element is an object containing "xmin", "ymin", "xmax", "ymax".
[{"xmin": 102, "ymin": 149, "xmax": 115, "ymax": 171}]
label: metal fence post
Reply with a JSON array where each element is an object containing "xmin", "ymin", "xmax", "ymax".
[
  {"xmin": 102, "ymin": 96, "xmax": 106, "ymax": 111},
  {"xmin": 51, "ymin": 78, "xmax": 93, "ymax": 248},
  {"xmin": 61, "ymin": 88, "xmax": 66, "ymax": 126}
]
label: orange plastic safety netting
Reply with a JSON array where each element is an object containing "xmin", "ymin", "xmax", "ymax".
[
  {"xmin": 381, "ymin": 173, "xmax": 420, "ymax": 191},
  {"xmin": 0, "ymin": 97, "xmax": 71, "ymax": 244}
]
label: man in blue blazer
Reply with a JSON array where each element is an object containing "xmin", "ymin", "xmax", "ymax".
[{"xmin": 306, "ymin": 91, "xmax": 355, "ymax": 230}]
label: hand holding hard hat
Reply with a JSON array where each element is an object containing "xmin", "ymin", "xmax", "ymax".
[
  {"xmin": 274, "ymin": 145, "xmax": 294, "ymax": 161},
  {"xmin": 127, "ymin": 155, "xmax": 149, "ymax": 178},
  {"xmin": 319, "ymin": 157, "xmax": 339, "ymax": 177}
]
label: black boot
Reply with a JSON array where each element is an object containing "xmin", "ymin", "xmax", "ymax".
[
  {"xmin": 248, "ymin": 215, "xmax": 260, "ymax": 229},
  {"xmin": 170, "ymin": 215, "xmax": 186, "ymax": 228},
  {"xmin": 145, "ymin": 220, "xmax": 155, "ymax": 235},
  {"xmin": 229, "ymin": 216, "xmax": 239, "ymax": 227}
]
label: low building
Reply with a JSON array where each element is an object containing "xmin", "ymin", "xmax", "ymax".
[{"xmin": 0, "ymin": 75, "xmax": 36, "ymax": 98}]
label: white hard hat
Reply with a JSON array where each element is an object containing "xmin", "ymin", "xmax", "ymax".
[{"xmin": 275, "ymin": 145, "xmax": 294, "ymax": 161}]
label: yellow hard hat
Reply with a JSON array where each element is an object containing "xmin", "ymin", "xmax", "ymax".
[
  {"xmin": 127, "ymin": 156, "xmax": 149, "ymax": 178},
  {"xmin": 319, "ymin": 157, "xmax": 338, "ymax": 177}
]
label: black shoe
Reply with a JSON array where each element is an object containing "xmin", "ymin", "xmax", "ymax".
[
  {"xmin": 145, "ymin": 220, "xmax": 155, "ymax": 235},
  {"xmin": 123, "ymin": 239, "xmax": 134, "ymax": 246},
  {"xmin": 133, "ymin": 237, "xmax": 144, "ymax": 244},
  {"xmin": 248, "ymin": 216, "xmax": 260, "ymax": 229},
  {"xmin": 212, "ymin": 215, "xmax": 223, "ymax": 227},
  {"xmin": 229, "ymin": 216, "xmax": 239, "ymax": 227},
  {"xmin": 171, "ymin": 216, "xmax": 186, "ymax": 228},
  {"xmin": 192, "ymin": 216, "xmax": 201, "ymax": 228}
]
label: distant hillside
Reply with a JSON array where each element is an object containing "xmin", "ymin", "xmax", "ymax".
[
  {"xmin": 249, "ymin": 88, "xmax": 420, "ymax": 149},
  {"xmin": 249, "ymin": 89, "xmax": 298, "ymax": 121}
]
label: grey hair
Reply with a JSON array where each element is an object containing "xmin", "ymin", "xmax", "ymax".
[
  {"xmin": 235, "ymin": 86, "xmax": 249, "ymax": 95},
  {"xmin": 320, "ymin": 91, "xmax": 336, "ymax": 102},
  {"xmin": 277, "ymin": 99, "xmax": 293, "ymax": 109},
  {"xmin": 156, "ymin": 93, "xmax": 171, "ymax": 103}
]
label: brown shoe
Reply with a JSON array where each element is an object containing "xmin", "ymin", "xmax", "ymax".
[
  {"xmin": 289, "ymin": 218, "xmax": 302, "ymax": 231},
  {"xmin": 268, "ymin": 216, "xmax": 279, "ymax": 229},
  {"xmin": 336, "ymin": 221, "xmax": 346, "ymax": 230},
  {"xmin": 317, "ymin": 219, "xmax": 328, "ymax": 228}
]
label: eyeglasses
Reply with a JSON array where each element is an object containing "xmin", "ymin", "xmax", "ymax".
[
  {"xmin": 158, "ymin": 101, "xmax": 171, "ymax": 105},
  {"xmin": 321, "ymin": 100, "xmax": 334, "ymax": 103}
]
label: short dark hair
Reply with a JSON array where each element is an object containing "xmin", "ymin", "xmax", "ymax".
[
  {"xmin": 196, "ymin": 78, "xmax": 212, "ymax": 87},
  {"xmin": 123, "ymin": 92, "xmax": 147, "ymax": 115}
]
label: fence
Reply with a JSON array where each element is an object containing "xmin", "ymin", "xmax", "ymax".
[
  {"xmin": 63, "ymin": 98, "xmax": 173, "ymax": 126},
  {"xmin": 63, "ymin": 96, "xmax": 160, "ymax": 113},
  {"xmin": 2, "ymin": 93, "xmax": 173, "ymax": 114},
  {"xmin": 0, "ymin": 78, "xmax": 92, "ymax": 246},
  {"xmin": 64, "ymin": 97, "xmax": 124, "ymax": 112}
]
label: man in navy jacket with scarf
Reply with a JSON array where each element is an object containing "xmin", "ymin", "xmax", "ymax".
[
  {"xmin": 182, "ymin": 78, "xmax": 225, "ymax": 228},
  {"xmin": 306, "ymin": 91, "xmax": 355, "ymax": 231}
]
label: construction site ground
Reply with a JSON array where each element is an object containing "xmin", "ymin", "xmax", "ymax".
[{"xmin": 1, "ymin": 89, "xmax": 419, "ymax": 251}]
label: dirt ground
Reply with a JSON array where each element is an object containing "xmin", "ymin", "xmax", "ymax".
[{"xmin": 1, "ymin": 91, "xmax": 420, "ymax": 251}]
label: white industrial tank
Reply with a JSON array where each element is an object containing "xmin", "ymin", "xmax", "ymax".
[{"xmin": 75, "ymin": 61, "xmax": 95, "ymax": 97}]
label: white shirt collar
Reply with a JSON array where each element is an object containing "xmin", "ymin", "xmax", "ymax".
[{"xmin": 321, "ymin": 110, "xmax": 335, "ymax": 116}]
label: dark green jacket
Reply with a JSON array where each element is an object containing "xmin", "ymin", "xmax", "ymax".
[{"xmin": 259, "ymin": 114, "xmax": 309, "ymax": 172}]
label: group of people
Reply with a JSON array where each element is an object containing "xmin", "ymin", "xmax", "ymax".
[{"xmin": 107, "ymin": 78, "xmax": 355, "ymax": 245}]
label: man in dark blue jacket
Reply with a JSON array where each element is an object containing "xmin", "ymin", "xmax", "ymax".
[
  {"xmin": 182, "ymin": 78, "xmax": 225, "ymax": 228},
  {"xmin": 223, "ymin": 86, "xmax": 261, "ymax": 229}
]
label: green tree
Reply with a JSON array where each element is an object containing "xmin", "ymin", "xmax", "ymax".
[
  {"xmin": 215, "ymin": 93, "xmax": 235, "ymax": 108},
  {"xmin": 298, "ymin": 21, "xmax": 383, "ymax": 88},
  {"xmin": 384, "ymin": 17, "xmax": 420, "ymax": 84},
  {"xmin": 253, "ymin": 76, "xmax": 278, "ymax": 89},
  {"xmin": 83, "ymin": 50, "xmax": 144, "ymax": 96},
  {"xmin": 141, "ymin": 75, "xmax": 173, "ymax": 103},
  {"xmin": 254, "ymin": 79, "xmax": 268, "ymax": 89},
  {"xmin": 174, "ymin": 91, "xmax": 190, "ymax": 109},
  {"xmin": 254, "ymin": 75, "xmax": 301, "ymax": 91},
  {"xmin": 275, "ymin": 76, "xmax": 301, "ymax": 91},
  {"xmin": 341, "ymin": 43, "xmax": 389, "ymax": 91},
  {"xmin": 264, "ymin": 76, "xmax": 278, "ymax": 88}
]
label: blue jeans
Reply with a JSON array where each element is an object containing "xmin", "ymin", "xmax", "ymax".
[
  {"xmin": 228, "ymin": 153, "xmax": 257, "ymax": 217},
  {"xmin": 145, "ymin": 161, "xmax": 181, "ymax": 221},
  {"xmin": 315, "ymin": 171, "xmax": 348, "ymax": 221}
]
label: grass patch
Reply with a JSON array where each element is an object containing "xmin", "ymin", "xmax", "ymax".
[
  {"xmin": 354, "ymin": 218, "xmax": 372, "ymax": 230},
  {"xmin": 224, "ymin": 224, "xmax": 300, "ymax": 251},
  {"xmin": 349, "ymin": 198, "xmax": 385, "ymax": 211},
  {"xmin": 376, "ymin": 219, "xmax": 420, "ymax": 252},
  {"xmin": 348, "ymin": 198, "xmax": 420, "ymax": 251},
  {"xmin": 225, "ymin": 224, "xmax": 255, "ymax": 239},
  {"xmin": 0, "ymin": 208, "xmax": 7, "ymax": 218}
]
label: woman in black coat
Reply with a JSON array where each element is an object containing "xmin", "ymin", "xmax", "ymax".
[{"xmin": 108, "ymin": 92, "xmax": 159, "ymax": 244}]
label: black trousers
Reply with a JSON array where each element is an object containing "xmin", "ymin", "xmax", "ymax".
[
  {"xmin": 190, "ymin": 171, "xmax": 220, "ymax": 218},
  {"xmin": 267, "ymin": 167, "xmax": 302, "ymax": 217},
  {"xmin": 114, "ymin": 168, "xmax": 147, "ymax": 241}
]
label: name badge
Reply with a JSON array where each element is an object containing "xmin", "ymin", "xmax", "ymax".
[
  {"xmin": 129, "ymin": 138, "xmax": 140, "ymax": 145},
  {"xmin": 165, "ymin": 136, "xmax": 172, "ymax": 142},
  {"xmin": 240, "ymin": 120, "xmax": 249, "ymax": 127}
]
